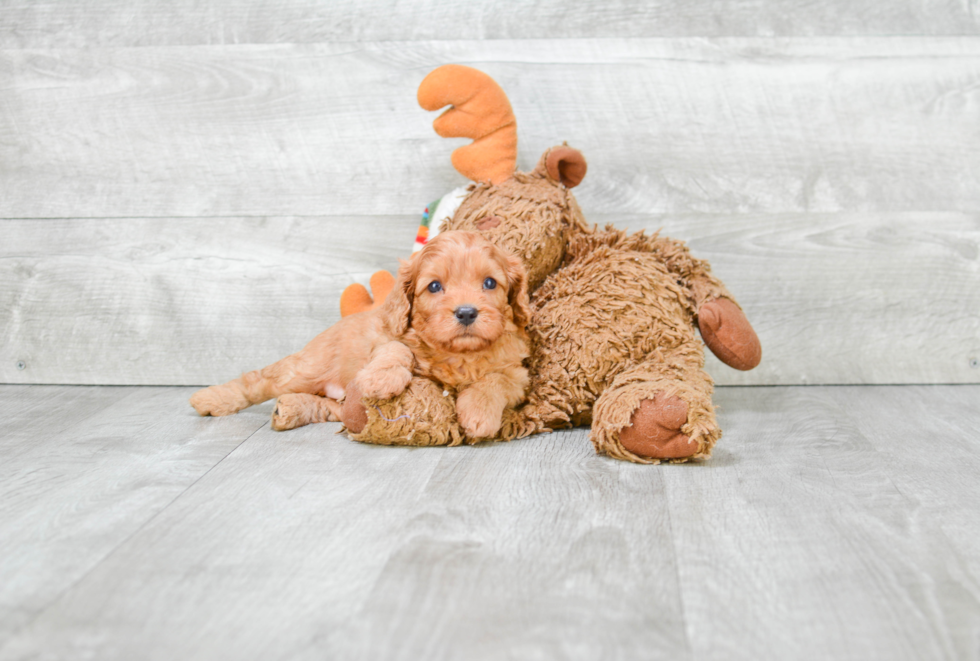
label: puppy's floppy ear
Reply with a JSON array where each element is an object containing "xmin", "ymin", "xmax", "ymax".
[
  {"xmin": 501, "ymin": 251, "xmax": 532, "ymax": 330},
  {"xmin": 380, "ymin": 256, "xmax": 418, "ymax": 336}
]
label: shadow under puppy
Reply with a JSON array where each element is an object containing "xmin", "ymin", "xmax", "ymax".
[{"xmin": 190, "ymin": 231, "xmax": 531, "ymax": 439}]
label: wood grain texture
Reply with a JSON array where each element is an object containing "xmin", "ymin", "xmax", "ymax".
[
  {"xmin": 0, "ymin": 386, "xmax": 268, "ymax": 649},
  {"xmin": 0, "ymin": 384, "xmax": 977, "ymax": 659},
  {"xmin": 3, "ymin": 212, "xmax": 978, "ymax": 386},
  {"xmin": 0, "ymin": 216, "xmax": 415, "ymax": 386},
  {"xmin": 848, "ymin": 385, "xmax": 980, "ymax": 602},
  {"xmin": 0, "ymin": 393, "xmax": 688, "ymax": 661},
  {"xmin": 2, "ymin": 39, "xmax": 979, "ymax": 219},
  {"xmin": 2, "ymin": 0, "xmax": 979, "ymax": 48},
  {"xmin": 663, "ymin": 385, "xmax": 980, "ymax": 660}
]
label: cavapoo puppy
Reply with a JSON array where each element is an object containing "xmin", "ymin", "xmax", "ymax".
[{"xmin": 190, "ymin": 231, "xmax": 531, "ymax": 439}]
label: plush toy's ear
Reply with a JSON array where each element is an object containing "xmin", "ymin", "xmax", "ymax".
[
  {"xmin": 340, "ymin": 271, "xmax": 395, "ymax": 317},
  {"xmin": 545, "ymin": 145, "xmax": 587, "ymax": 188},
  {"xmin": 379, "ymin": 257, "xmax": 418, "ymax": 337},
  {"xmin": 418, "ymin": 64, "xmax": 517, "ymax": 185}
]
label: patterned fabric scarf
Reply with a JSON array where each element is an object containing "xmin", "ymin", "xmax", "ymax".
[{"xmin": 413, "ymin": 187, "xmax": 470, "ymax": 253}]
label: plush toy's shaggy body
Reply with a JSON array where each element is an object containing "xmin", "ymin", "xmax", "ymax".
[{"xmin": 345, "ymin": 147, "xmax": 759, "ymax": 463}]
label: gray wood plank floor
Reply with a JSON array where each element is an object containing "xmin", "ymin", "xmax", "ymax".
[{"xmin": 1, "ymin": 384, "xmax": 978, "ymax": 660}]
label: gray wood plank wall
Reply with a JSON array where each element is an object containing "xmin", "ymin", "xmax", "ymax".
[
  {"xmin": 3, "ymin": 0, "xmax": 979, "ymax": 47},
  {"xmin": 1, "ymin": 6, "xmax": 979, "ymax": 386}
]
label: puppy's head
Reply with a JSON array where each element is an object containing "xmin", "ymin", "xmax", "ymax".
[{"xmin": 381, "ymin": 231, "xmax": 530, "ymax": 353}]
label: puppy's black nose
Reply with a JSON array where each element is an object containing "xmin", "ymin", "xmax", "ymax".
[{"xmin": 454, "ymin": 306, "xmax": 479, "ymax": 326}]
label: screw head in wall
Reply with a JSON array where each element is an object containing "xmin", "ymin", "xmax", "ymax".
[{"xmin": 16, "ymin": 360, "xmax": 26, "ymax": 370}]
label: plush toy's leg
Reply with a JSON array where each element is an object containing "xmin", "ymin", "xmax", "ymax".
[
  {"xmin": 271, "ymin": 393, "xmax": 343, "ymax": 431},
  {"xmin": 595, "ymin": 229, "xmax": 762, "ymax": 371},
  {"xmin": 190, "ymin": 353, "xmax": 319, "ymax": 417},
  {"xmin": 342, "ymin": 378, "xmax": 466, "ymax": 447},
  {"xmin": 591, "ymin": 348, "xmax": 719, "ymax": 464}
]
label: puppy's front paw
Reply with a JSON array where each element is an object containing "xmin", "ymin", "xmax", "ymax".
[
  {"xmin": 190, "ymin": 385, "xmax": 248, "ymax": 417},
  {"xmin": 356, "ymin": 366, "xmax": 413, "ymax": 400},
  {"xmin": 456, "ymin": 390, "xmax": 503, "ymax": 439}
]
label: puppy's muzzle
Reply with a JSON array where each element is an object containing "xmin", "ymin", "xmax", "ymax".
[{"xmin": 454, "ymin": 305, "xmax": 479, "ymax": 326}]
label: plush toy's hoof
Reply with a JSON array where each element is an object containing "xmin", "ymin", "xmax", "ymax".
[
  {"xmin": 341, "ymin": 381, "xmax": 369, "ymax": 434},
  {"xmin": 340, "ymin": 271, "xmax": 395, "ymax": 318},
  {"xmin": 698, "ymin": 298, "xmax": 762, "ymax": 371},
  {"xmin": 618, "ymin": 394, "xmax": 699, "ymax": 460}
]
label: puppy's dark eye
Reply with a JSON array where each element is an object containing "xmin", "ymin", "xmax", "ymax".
[
  {"xmin": 483, "ymin": 277, "xmax": 497, "ymax": 290},
  {"xmin": 427, "ymin": 281, "xmax": 442, "ymax": 293}
]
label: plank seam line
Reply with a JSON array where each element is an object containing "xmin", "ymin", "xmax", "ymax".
[
  {"xmin": 2, "ymin": 35, "xmax": 980, "ymax": 51},
  {"xmin": 659, "ymin": 474, "xmax": 695, "ymax": 659},
  {"xmin": 817, "ymin": 396, "xmax": 937, "ymax": 655},
  {"xmin": 0, "ymin": 214, "xmax": 415, "ymax": 221},
  {"xmin": 0, "ymin": 419, "xmax": 270, "ymax": 654},
  {"xmin": 844, "ymin": 388, "xmax": 980, "ymax": 656}
]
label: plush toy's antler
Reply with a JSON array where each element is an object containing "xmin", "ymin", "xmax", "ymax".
[{"xmin": 418, "ymin": 64, "xmax": 517, "ymax": 185}]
